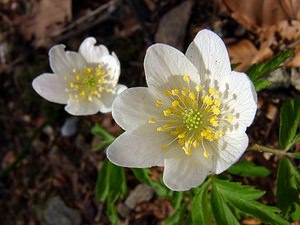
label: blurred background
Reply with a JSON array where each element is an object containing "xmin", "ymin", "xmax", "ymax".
[{"xmin": 0, "ymin": 0, "xmax": 300, "ymax": 224}]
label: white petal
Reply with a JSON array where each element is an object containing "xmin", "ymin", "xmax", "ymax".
[
  {"xmin": 185, "ymin": 29, "xmax": 231, "ymax": 80},
  {"xmin": 65, "ymin": 99, "xmax": 102, "ymax": 115},
  {"xmin": 224, "ymin": 71, "xmax": 257, "ymax": 128},
  {"xmin": 49, "ymin": 45, "xmax": 87, "ymax": 76},
  {"xmin": 79, "ymin": 37, "xmax": 110, "ymax": 63},
  {"xmin": 163, "ymin": 149, "xmax": 211, "ymax": 191},
  {"xmin": 144, "ymin": 44, "xmax": 200, "ymax": 92},
  {"xmin": 32, "ymin": 73, "xmax": 68, "ymax": 104},
  {"xmin": 107, "ymin": 127, "xmax": 179, "ymax": 168},
  {"xmin": 211, "ymin": 129, "xmax": 249, "ymax": 174},
  {"xmin": 112, "ymin": 87, "xmax": 162, "ymax": 131},
  {"xmin": 99, "ymin": 84, "xmax": 127, "ymax": 113},
  {"xmin": 101, "ymin": 54, "xmax": 121, "ymax": 81}
]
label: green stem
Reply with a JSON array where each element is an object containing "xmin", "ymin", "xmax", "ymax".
[
  {"xmin": 0, "ymin": 117, "xmax": 55, "ymax": 179},
  {"xmin": 248, "ymin": 144, "xmax": 292, "ymax": 157}
]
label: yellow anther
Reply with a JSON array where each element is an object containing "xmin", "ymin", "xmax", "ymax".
[
  {"xmin": 69, "ymin": 82, "xmax": 74, "ymax": 88},
  {"xmin": 172, "ymin": 100, "xmax": 180, "ymax": 107},
  {"xmin": 171, "ymin": 89, "xmax": 179, "ymax": 95},
  {"xmin": 214, "ymin": 100, "xmax": 220, "ymax": 107},
  {"xmin": 88, "ymin": 95, "xmax": 93, "ymax": 102},
  {"xmin": 195, "ymin": 85, "xmax": 203, "ymax": 92},
  {"xmin": 209, "ymin": 88, "xmax": 215, "ymax": 95},
  {"xmin": 183, "ymin": 75, "xmax": 190, "ymax": 83},
  {"xmin": 192, "ymin": 140, "xmax": 199, "ymax": 148},
  {"xmin": 183, "ymin": 146, "xmax": 192, "ymax": 155},
  {"xmin": 80, "ymin": 90, "xmax": 86, "ymax": 96},
  {"xmin": 157, "ymin": 127, "xmax": 164, "ymax": 131},
  {"xmin": 165, "ymin": 90, "xmax": 171, "ymax": 96},
  {"xmin": 76, "ymin": 75, "xmax": 80, "ymax": 80},
  {"xmin": 212, "ymin": 107, "xmax": 220, "ymax": 115},
  {"xmin": 205, "ymin": 97, "xmax": 213, "ymax": 105},
  {"xmin": 163, "ymin": 109, "xmax": 172, "ymax": 116},
  {"xmin": 156, "ymin": 99, "xmax": 163, "ymax": 107},
  {"xmin": 214, "ymin": 93, "xmax": 220, "ymax": 99},
  {"xmin": 204, "ymin": 150, "xmax": 209, "ymax": 158},
  {"xmin": 161, "ymin": 144, "xmax": 169, "ymax": 150},
  {"xmin": 65, "ymin": 88, "xmax": 69, "ymax": 92},
  {"xmin": 72, "ymin": 68, "xmax": 77, "ymax": 73},
  {"xmin": 189, "ymin": 92, "xmax": 196, "ymax": 100},
  {"xmin": 167, "ymin": 120, "xmax": 175, "ymax": 124},
  {"xmin": 227, "ymin": 115, "xmax": 234, "ymax": 121},
  {"xmin": 181, "ymin": 88, "xmax": 188, "ymax": 95},
  {"xmin": 148, "ymin": 118, "xmax": 156, "ymax": 123},
  {"xmin": 178, "ymin": 138, "xmax": 185, "ymax": 145},
  {"xmin": 178, "ymin": 132, "xmax": 186, "ymax": 139}
]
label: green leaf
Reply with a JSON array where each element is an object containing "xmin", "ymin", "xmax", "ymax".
[
  {"xmin": 131, "ymin": 168, "xmax": 152, "ymax": 186},
  {"xmin": 276, "ymin": 157, "xmax": 300, "ymax": 221},
  {"xmin": 91, "ymin": 123, "xmax": 115, "ymax": 152},
  {"xmin": 246, "ymin": 49, "xmax": 294, "ymax": 91},
  {"xmin": 212, "ymin": 179, "xmax": 289, "ymax": 225},
  {"xmin": 192, "ymin": 180, "xmax": 214, "ymax": 225},
  {"xmin": 211, "ymin": 181, "xmax": 240, "ymax": 225},
  {"xmin": 96, "ymin": 159, "xmax": 127, "ymax": 202},
  {"xmin": 227, "ymin": 161, "xmax": 271, "ymax": 178},
  {"xmin": 107, "ymin": 201, "xmax": 119, "ymax": 225},
  {"xmin": 279, "ymin": 97, "xmax": 300, "ymax": 150},
  {"xmin": 290, "ymin": 152, "xmax": 300, "ymax": 159},
  {"xmin": 289, "ymin": 133, "xmax": 300, "ymax": 150}
]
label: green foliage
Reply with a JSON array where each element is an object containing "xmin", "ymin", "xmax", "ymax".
[
  {"xmin": 96, "ymin": 159, "xmax": 127, "ymax": 225},
  {"xmin": 279, "ymin": 97, "xmax": 300, "ymax": 150},
  {"xmin": 246, "ymin": 49, "xmax": 294, "ymax": 91},
  {"xmin": 192, "ymin": 179, "xmax": 214, "ymax": 225},
  {"xmin": 210, "ymin": 179, "xmax": 289, "ymax": 225},
  {"xmin": 91, "ymin": 123, "xmax": 116, "ymax": 151},
  {"xmin": 276, "ymin": 157, "xmax": 300, "ymax": 221},
  {"xmin": 227, "ymin": 161, "xmax": 271, "ymax": 178}
]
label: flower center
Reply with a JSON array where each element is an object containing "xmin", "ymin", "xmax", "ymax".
[
  {"xmin": 64, "ymin": 64, "xmax": 115, "ymax": 102},
  {"xmin": 182, "ymin": 109, "xmax": 203, "ymax": 131},
  {"xmin": 149, "ymin": 75, "xmax": 235, "ymax": 157}
]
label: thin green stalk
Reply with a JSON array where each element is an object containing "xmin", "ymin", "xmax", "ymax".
[
  {"xmin": 248, "ymin": 144, "xmax": 293, "ymax": 157},
  {"xmin": 0, "ymin": 118, "xmax": 55, "ymax": 179}
]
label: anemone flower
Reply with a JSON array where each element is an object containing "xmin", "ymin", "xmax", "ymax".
[
  {"xmin": 32, "ymin": 37, "xmax": 126, "ymax": 115},
  {"xmin": 107, "ymin": 29, "xmax": 257, "ymax": 191}
]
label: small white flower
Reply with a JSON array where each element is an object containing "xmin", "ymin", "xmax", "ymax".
[
  {"xmin": 32, "ymin": 37, "xmax": 127, "ymax": 115},
  {"xmin": 107, "ymin": 29, "xmax": 257, "ymax": 191}
]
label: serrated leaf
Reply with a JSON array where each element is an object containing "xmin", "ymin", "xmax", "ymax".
[
  {"xmin": 211, "ymin": 181, "xmax": 240, "ymax": 225},
  {"xmin": 213, "ymin": 179, "xmax": 265, "ymax": 200},
  {"xmin": 96, "ymin": 159, "xmax": 127, "ymax": 202},
  {"xmin": 192, "ymin": 180, "xmax": 214, "ymax": 225},
  {"xmin": 279, "ymin": 97, "xmax": 300, "ymax": 150},
  {"xmin": 228, "ymin": 161, "xmax": 271, "ymax": 178},
  {"xmin": 276, "ymin": 157, "xmax": 300, "ymax": 221},
  {"xmin": 246, "ymin": 49, "xmax": 294, "ymax": 91},
  {"xmin": 212, "ymin": 179, "xmax": 289, "ymax": 225}
]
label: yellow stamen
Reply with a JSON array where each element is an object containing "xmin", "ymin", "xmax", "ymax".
[
  {"xmin": 148, "ymin": 118, "xmax": 156, "ymax": 123},
  {"xmin": 156, "ymin": 99, "xmax": 163, "ymax": 107}
]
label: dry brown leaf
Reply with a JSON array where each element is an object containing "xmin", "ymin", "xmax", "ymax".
[
  {"xmin": 18, "ymin": 0, "xmax": 72, "ymax": 47},
  {"xmin": 228, "ymin": 39, "xmax": 272, "ymax": 71}
]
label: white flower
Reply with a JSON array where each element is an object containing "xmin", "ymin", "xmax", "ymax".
[
  {"xmin": 32, "ymin": 37, "xmax": 127, "ymax": 115},
  {"xmin": 107, "ymin": 29, "xmax": 257, "ymax": 191}
]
